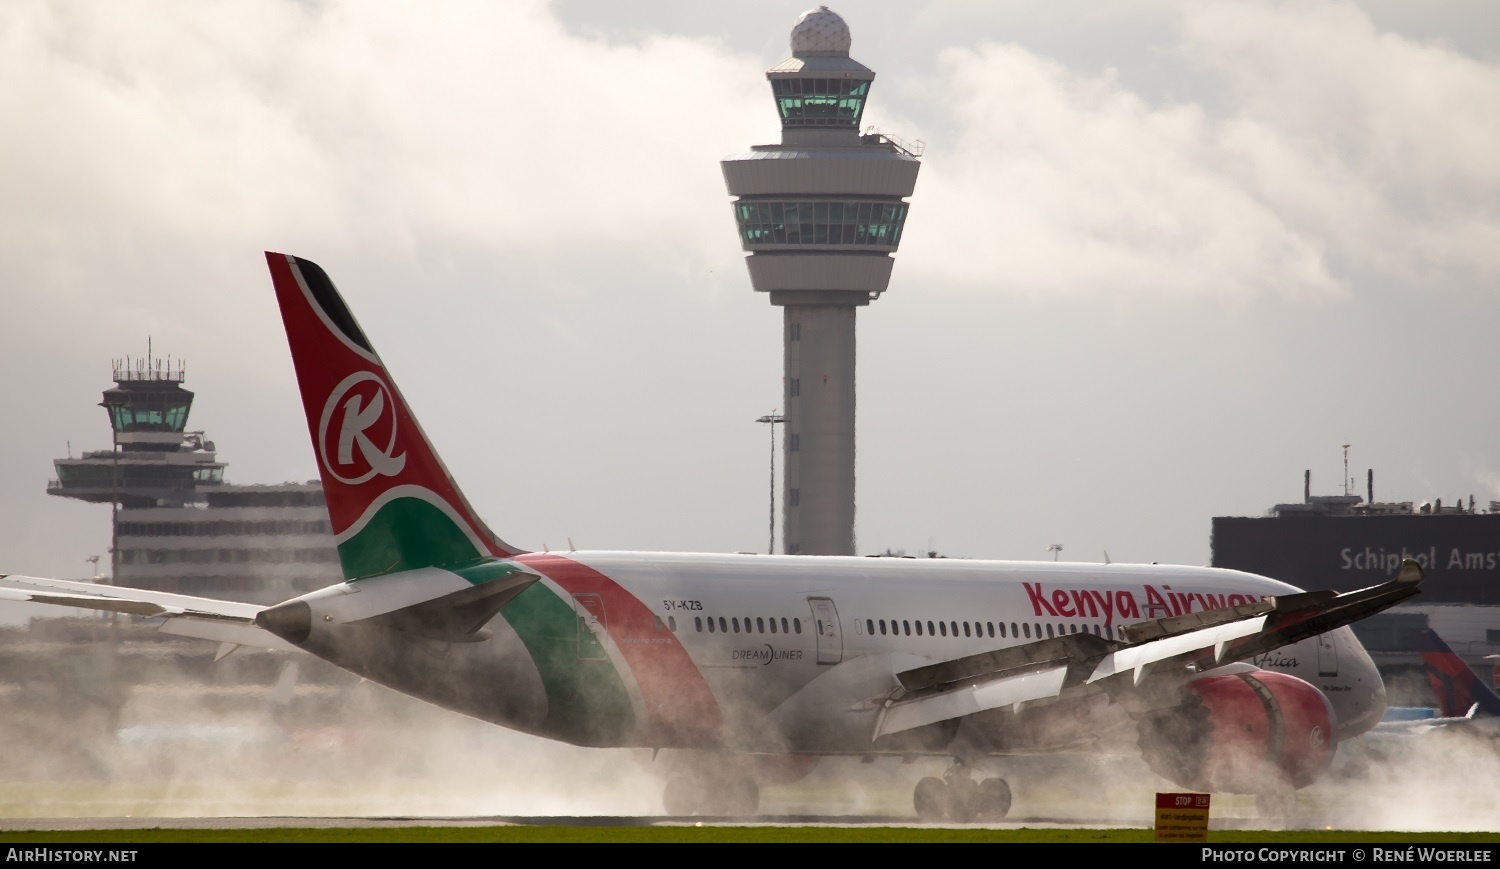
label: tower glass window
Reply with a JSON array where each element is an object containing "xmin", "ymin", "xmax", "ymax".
[
  {"xmin": 770, "ymin": 78, "xmax": 871, "ymax": 128},
  {"xmin": 734, "ymin": 200, "xmax": 908, "ymax": 250}
]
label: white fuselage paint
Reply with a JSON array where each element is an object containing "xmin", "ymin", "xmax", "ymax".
[{"xmin": 507, "ymin": 552, "xmax": 1388, "ymax": 752}]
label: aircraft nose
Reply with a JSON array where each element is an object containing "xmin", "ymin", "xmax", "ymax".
[
  {"xmin": 1336, "ymin": 628, "xmax": 1388, "ymax": 740},
  {"xmin": 256, "ymin": 599, "xmax": 312, "ymax": 645}
]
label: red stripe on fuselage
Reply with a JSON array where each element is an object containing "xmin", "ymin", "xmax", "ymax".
[{"xmin": 518, "ymin": 553, "xmax": 722, "ymax": 746}]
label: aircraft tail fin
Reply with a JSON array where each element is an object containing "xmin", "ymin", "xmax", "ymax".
[
  {"xmin": 1414, "ymin": 628, "xmax": 1500, "ymax": 719},
  {"xmin": 264, "ymin": 252, "xmax": 523, "ymax": 580}
]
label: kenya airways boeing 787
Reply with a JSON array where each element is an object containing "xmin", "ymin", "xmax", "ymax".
[{"xmin": 0, "ymin": 253, "xmax": 1422, "ymax": 821}]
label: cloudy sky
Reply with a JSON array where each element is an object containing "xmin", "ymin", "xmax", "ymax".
[{"xmin": 3, "ymin": 0, "xmax": 1497, "ymax": 583}]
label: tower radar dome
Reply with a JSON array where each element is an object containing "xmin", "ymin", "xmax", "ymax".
[{"xmin": 790, "ymin": 6, "xmax": 851, "ymax": 57}]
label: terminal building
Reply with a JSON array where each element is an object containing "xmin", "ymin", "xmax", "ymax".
[{"xmin": 48, "ymin": 354, "xmax": 340, "ymax": 604}]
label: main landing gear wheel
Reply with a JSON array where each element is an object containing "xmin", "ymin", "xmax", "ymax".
[
  {"xmin": 912, "ymin": 766, "xmax": 1011, "ymax": 823},
  {"xmin": 975, "ymin": 776, "xmax": 1012, "ymax": 821}
]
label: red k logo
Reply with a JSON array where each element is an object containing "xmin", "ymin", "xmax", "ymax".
[{"xmin": 318, "ymin": 372, "xmax": 407, "ymax": 485}]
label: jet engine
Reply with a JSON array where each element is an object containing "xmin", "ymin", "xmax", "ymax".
[{"xmin": 1137, "ymin": 669, "xmax": 1336, "ymax": 793}]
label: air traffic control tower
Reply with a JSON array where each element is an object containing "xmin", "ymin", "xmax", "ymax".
[{"xmin": 722, "ymin": 7, "xmax": 920, "ymax": 555}]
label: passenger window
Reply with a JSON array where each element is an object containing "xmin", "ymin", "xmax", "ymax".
[
  {"xmin": 770, "ymin": 618, "xmax": 778, "ymax": 634},
  {"xmin": 987, "ymin": 622, "xmax": 995, "ymax": 638},
  {"xmin": 707, "ymin": 618, "xmax": 716, "ymax": 633},
  {"xmin": 668, "ymin": 616, "xmax": 677, "ymax": 632},
  {"xmin": 916, "ymin": 621, "xmax": 924, "ymax": 636},
  {"xmin": 1045, "ymin": 624, "xmax": 1054, "ymax": 639},
  {"xmin": 781, "ymin": 617, "xmax": 790, "ymax": 633},
  {"xmin": 879, "ymin": 619, "xmax": 887, "ymax": 636},
  {"xmin": 927, "ymin": 620, "xmax": 935, "ymax": 636},
  {"xmin": 719, "ymin": 617, "xmax": 728, "ymax": 633},
  {"xmin": 695, "ymin": 616, "xmax": 703, "ymax": 632},
  {"xmin": 1023, "ymin": 623, "xmax": 1031, "ymax": 639},
  {"xmin": 903, "ymin": 620, "xmax": 911, "ymax": 636},
  {"xmin": 733, "ymin": 618, "xmax": 741, "ymax": 634},
  {"xmin": 939, "ymin": 621, "xmax": 947, "ymax": 637},
  {"xmin": 865, "ymin": 618, "xmax": 873, "ymax": 635},
  {"xmin": 758, "ymin": 617, "xmax": 765, "ymax": 633},
  {"xmin": 794, "ymin": 618, "xmax": 802, "ymax": 634}
]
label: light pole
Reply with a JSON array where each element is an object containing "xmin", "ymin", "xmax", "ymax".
[{"xmin": 756, "ymin": 413, "xmax": 784, "ymax": 555}]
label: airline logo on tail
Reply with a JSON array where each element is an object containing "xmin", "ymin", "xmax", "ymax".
[
  {"xmin": 320, "ymin": 372, "xmax": 407, "ymax": 484},
  {"xmin": 265, "ymin": 252, "xmax": 522, "ymax": 576},
  {"xmin": 1415, "ymin": 628, "xmax": 1500, "ymax": 719}
]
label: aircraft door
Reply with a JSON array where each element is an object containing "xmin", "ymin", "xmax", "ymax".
[
  {"xmin": 1317, "ymin": 631, "xmax": 1339, "ymax": 677},
  {"xmin": 572, "ymin": 593, "xmax": 608, "ymax": 661},
  {"xmin": 807, "ymin": 596, "xmax": 842, "ymax": 665}
]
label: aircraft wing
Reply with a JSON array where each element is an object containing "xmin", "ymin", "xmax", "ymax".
[
  {"xmin": 0, "ymin": 573, "xmax": 298, "ymax": 654},
  {"xmin": 875, "ymin": 559, "xmax": 1424, "ymax": 739}
]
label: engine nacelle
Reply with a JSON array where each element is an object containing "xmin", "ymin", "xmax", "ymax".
[{"xmin": 1138, "ymin": 670, "xmax": 1336, "ymax": 793}]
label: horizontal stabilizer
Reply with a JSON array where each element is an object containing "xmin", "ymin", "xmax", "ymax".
[
  {"xmin": 0, "ymin": 575, "xmax": 262, "ymax": 623},
  {"xmin": 0, "ymin": 574, "xmax": 294, "ymax": 653},
  {"xmin": 354, "ymin": 568, "xmax": 538, "ymax": 643}
]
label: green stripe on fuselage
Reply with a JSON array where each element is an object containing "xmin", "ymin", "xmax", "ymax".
[
  {"xmin": 337, "ymin": 496, "xmax": 482, "ymax": 578},
  {"xmin": 499, "ymin": 583, "xmax": 636, "ymax": 746}
]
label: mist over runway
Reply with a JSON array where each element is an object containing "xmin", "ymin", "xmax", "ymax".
[{"xmin": 2, "ymin": 671, "xmax": 1497, "ymax": 834}]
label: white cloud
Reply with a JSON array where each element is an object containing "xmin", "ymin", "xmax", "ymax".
[{"xmin": 900, "ymin": 0, "xmax": 1500, "ymax": 303}]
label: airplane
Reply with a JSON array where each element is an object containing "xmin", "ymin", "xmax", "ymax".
[
  {"xmin": 0, "ymin": 252, "xmax": 1424, "ymax": 822},
  {"xmin": 1365, "ymin": 627, "xmax": 1500, "ymax": 741}
]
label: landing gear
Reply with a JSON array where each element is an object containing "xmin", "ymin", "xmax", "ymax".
[
  {"xmin": 662, "ymin": 773, "xmax": 760, "ymax": 817},
  {"xmin": 913, "ymin": 765, "xmax": 1011, "ymax": 823}
]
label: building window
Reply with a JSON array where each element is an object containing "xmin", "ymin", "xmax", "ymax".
[
  {"xmin": 734, "ymin": 198, "xmax": 908, "ymax": 248},
  {"xmin": 790, "ymin": 378, "xmax": 800, "ymax": 397},
  {"xmin": 769, "ymin": 77, "xmax": 871, "ymax": 128}
]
